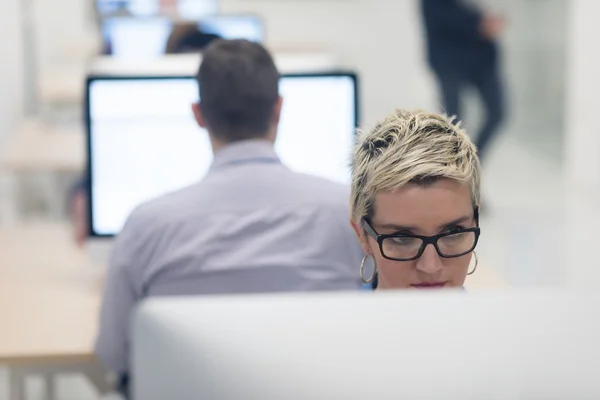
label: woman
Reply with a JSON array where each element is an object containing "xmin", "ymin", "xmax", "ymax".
[{"xmin": 351, "ymin": 109, "xmax": 481, "ymax": 290}]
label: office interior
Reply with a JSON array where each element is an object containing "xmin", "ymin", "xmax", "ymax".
[{"xmin": 0, "ymin": 0, "xmax": 599, "ymax": 398}]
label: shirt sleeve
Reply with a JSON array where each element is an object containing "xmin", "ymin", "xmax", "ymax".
[
  {"xmin": 95, "ymin": 213, "xmax": 149, "ymax": 375},
  {"xmin": 422, "ymin": 0, "xmax": 483, "ymax": 39}
]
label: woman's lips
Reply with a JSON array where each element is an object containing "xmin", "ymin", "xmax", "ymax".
[{"xmin": 411, "ymin": 282, "xmax": 447, "ymax": 289}]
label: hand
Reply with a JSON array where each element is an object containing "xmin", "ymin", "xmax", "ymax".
[
  {"xmin": 480, "ymin": 15, "xmax": 505, "ymax": 39},
  {"xmin": 70, "ymin": 190, "xmax": 88, "ymax": 248}
]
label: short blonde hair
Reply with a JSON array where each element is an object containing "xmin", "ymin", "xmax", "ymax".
[{"xmin": 350, "ymin": 109, "xmax": 481, "ymax": 223}]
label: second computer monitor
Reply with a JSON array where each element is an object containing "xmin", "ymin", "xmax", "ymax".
[
  {"xmin": 102, "ymin": 15, "xmax": 264, "ymax": 59},
  {"xmin": 86, "ymin": 73, "xmax": 359, "ymax": 237},
  {"xmin": 97, "ymin": 0, "xmax": 218, "ymax": 19}
]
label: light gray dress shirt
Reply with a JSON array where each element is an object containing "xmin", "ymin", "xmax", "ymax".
[{"xmin": 95, "ymin": 139, "xmax": 365, "ymax": 374}]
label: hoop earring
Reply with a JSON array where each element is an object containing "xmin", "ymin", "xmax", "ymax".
[
  {"xmin": 360, "ymin": 254, "xmax": 377, "ymax": 284},
  {"xmin": 468, "ymin": 252, "xmax": 478, "ymax": 276}
]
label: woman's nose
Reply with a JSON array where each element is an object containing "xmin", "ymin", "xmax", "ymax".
[{"xmin": 415, "ymin": 244, "xmax": 443, "ymax": 274}]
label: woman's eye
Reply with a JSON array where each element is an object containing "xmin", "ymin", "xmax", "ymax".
[
  {"xmin": 444, "ymin": 232, "xmax": 465, "ymax": 242},
  {"xmin": 390, "ymin": 237, "xmax": 416, "ymax": 245},
  {"xmin": 443, "ymin": 225, "xmax": 465, "ymax": 235}
]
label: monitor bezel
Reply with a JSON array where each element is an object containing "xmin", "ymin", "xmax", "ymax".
[{"xmin": 85, "ymin": 72, "xmax": 360, "ymax": 238}]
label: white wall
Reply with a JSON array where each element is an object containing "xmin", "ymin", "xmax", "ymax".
[
  {"xmin": 33, "ymin": 0, "xmax": 99, "ymax": 108},
  {"xmin": 34, "ymin": 0, "xmax": 99, "ymax": 67},
  {"xmin": 0, "ymin": 0, "xmax": 24, "ymax": 149},
  {"xmin": 501, "ymin": 0, "xmax": 566, "ymax": 146},
  {"xmin": 563, "ymin": 0, "xmax": 600, "ymax": 288},
  {"xmin": 222, "ymin": 0, "xmax": 437, "ymax": 127},
  {"xmin": 565, "ymin": 0, "xmax": 600, "ymax": 193}
]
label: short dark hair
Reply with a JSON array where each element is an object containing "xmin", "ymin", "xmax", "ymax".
[{"xmin": 197, "ymin": 39, "xmax": 280, "ymax": 141}]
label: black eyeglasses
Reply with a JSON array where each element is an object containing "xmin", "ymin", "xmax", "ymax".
[{"xmin": 362, "ymin": 208, "xmax": 481, "ymax": 262}]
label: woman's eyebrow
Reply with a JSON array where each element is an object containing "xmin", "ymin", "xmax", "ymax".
[
  {"xmin": 438, "ymin": 215, "xmax": 472, "ymax": 229},
  {"xmin": 374, "ymin": 215, "xmax": 473, "ymax": 232},
  {"xmin": 376, "ymin": 223, "xmax": 416, "ymax": 231}
]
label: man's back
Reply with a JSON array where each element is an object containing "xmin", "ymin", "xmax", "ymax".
[
  {"xmin": 96, "ymin": 140, "xmax": 363, "ymax": 373},
  {"xmin": 96, "ymin": 38, "xmax": 364, "ymax": 386},
  {"xmin": 125, "ymin": 140, "xmax": 363, "ymax": 296}
]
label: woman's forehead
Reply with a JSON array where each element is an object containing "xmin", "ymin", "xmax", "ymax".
[{"xmin": 372, "ymin": 180, "xmax": 473, "ymax": 228}]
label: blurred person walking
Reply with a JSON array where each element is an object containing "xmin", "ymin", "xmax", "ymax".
[{"xmin": 421, "ymin": 0, "xmax": 506, "ymax": 162}]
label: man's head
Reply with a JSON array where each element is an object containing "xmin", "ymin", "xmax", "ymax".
[{"xmin": 192, "ymin": 39, "xmax": 282, "ymax": 146}]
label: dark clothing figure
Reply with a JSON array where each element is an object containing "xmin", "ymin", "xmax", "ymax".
[{"xmin": 421, "ymin": 0, "xmax": 505, "ymax": 160}]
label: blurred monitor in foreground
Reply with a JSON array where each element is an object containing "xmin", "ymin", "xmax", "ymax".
[
  {"xmin": 101, "ymin": 15, "xmax": 264, "ymax": 59},
  {"xmin": 85, "ymin": 73, "xmax": 358, "ymax": 237},
  {"xmin": 133, "ymin": 290, "xmax": 600, "ymax": 399}
]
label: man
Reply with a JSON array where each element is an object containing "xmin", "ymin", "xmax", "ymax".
[
  {"xmin": 95, "ymin": 39, "xmax": 363, "ymax": 396},
  {"xmin": 421, "ymin": 0, "xmax": 506, "ymax": 161}
]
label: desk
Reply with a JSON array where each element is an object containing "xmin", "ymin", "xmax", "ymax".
[
  {"xmin": 0, "ymin": 120, "xmax": 84, "ymax": 172},
  {"xmin": 0, "ymin": 119, "xmax": 84, "ymax": 222},
  {"xmin": 0, "ymin": 223, "xmax": 108, "ymax": 399}
]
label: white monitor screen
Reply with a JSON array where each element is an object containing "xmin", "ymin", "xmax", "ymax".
[
  {"xmin": 198, "ymin": 15, "xmax": 264, "ymax": 43},
  {"xmin": 97, "ymin": 0, "xmax": 218, "ymax": 19},
  {"xmin": 102, "ymin": 17, "xmax": 173, "ymax": 59},
  {"xmin": 102, "ymin": 15, "xmax": 264, "ymax": 59},
  {"xmin": 87, "ymin": 74, "xmax": 358, "ymax": 236}
]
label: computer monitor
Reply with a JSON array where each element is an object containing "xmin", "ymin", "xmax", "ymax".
[
  {"xmin": 101, "ymin": 17, "xmax": 173, "ymax": 59},
  {"xmin": 86, "ymin": 73, "xmax": 359, "ymax": 237},
  {"xmin": 133, "ymin": 290, "xmax": 600, "ymax": 399},
  {"xmin": 97, "ymin": 0, "xmax": 218, "ymax": 19},
  {"xmin": 101, "ymin": 15, "xmax": 264, "ymax": 59},
  {"xmin": 198, "ymin": 15, "xmax": 264, "ymax": 43}
]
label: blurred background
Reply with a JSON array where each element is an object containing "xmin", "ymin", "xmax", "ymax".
[{"xmin": 0, "ymin": 0, "xmax": 599, "ymax": 397}]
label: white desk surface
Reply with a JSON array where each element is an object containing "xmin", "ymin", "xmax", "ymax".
[
  {"xmin": 0, "ymin": 223, "xmax": 102, "ymax": 364},
  {"xmin": 0, "ymin": 120, "xmax": 84, "ymax": 172}
]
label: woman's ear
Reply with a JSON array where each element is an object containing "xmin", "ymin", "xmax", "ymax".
[{"xmin": 350, "ymin": 220, "xmax": 371, "ymax": 255}]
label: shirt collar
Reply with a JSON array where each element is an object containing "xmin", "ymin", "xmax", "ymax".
[{"xmin": 210, "ymin": 139, "xmax": 280, "ymax": 171}]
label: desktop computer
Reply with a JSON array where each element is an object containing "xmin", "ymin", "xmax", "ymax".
[
  {"xmin": 101, "ymin": 14, "xmax": 264, "ymax": 59},
  {"xmin": 133, "ymin": 290, "xmax": 600, "ymax": 399},
  {"xmin": 97, "ymin": 0, "xmax": 218, "ymax": 19},
  {"xmin": 199, "ymin": 14, "xmax": 265, "ymax": 43},
  {"xmin": 84, "ymin": 73, "xmax": 359, "ymax": 264}
]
